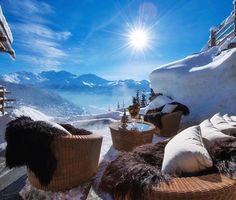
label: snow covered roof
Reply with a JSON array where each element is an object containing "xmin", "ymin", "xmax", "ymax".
[{"xmin": 0, "ymin": 6, "xmax": 15, "ymax": 59}]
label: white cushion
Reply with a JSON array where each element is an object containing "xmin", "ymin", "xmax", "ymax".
[
  {"xmin": 162, "ymin": 126, "xmax": 213, "ymax": 175},
  {"xmin": 161, "ymin": 104, "xmax": 177, "ymax": 114},
  {"xmin": 44, "ymin": 121, "xmax": 72, "ymax": 135},
  {"xmin": 223, "ymin": 114, "xmax": 236, "ymax": 126},
  {"xmin": 230, "ymin": 115, "xmax": 236, "ymax": 122},
  {"xmin": 200, "ymin": 119, "xmax": 233, "ymax": 150},
  {"xmin": 210, "ymin": 113, "xmax": 236, "ymax": 135}
]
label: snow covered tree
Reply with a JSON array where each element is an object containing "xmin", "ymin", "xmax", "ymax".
[
  {"xmin": 141, "ymin": 92, "xmax": 147, "ymax": 107},
  {"xmin": 132, "ymin": 96, "xmax": 137, "ymax": 106}
]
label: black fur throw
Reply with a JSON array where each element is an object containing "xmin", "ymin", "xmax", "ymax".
[
  {"xmin": 60, "ymin": 123, "xmax": 91, "ymax": 135},
  {"xmin": 5, "ymin": 116, "xmax": 92, "ymax": 186},
  {"xmin": 170, "ymin": 102, "xmax": 190, "ymax": 116},
  {"xmin": 100, "ymin": 137, "xmax": 236, "ymax": 200},
  {"xmin": 100, "ymin": 141, "xmax": 170, "ymax": 200},
  {"xmin": 144, "ymin": 112, "xmax": 164, "ymax": 128},
  {"xmin": 210, "ymin": 138, "xmax": 236, "ymax": 179}
]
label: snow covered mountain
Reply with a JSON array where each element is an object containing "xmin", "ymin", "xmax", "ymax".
[
  {"xmin": 149, "ymin": 46, "xmax": 236, "ymax": 124},
  {"xmin": 1, "ymin": 71, "xmax": 150, "ymax": 92},
  {"xmin": 0, "ymin": 79, "xmax": 83, "ymax": 117}
]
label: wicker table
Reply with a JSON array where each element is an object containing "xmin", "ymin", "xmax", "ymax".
[{"xmin": 109, "ymin": 121, "xmax": 156, "ymax": 152}]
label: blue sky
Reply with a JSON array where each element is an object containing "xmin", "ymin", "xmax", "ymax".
[{"xmin": 0, "ymin": 0, "xmax": 232, "ymax": 80}]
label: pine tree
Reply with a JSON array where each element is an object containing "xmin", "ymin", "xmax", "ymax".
[
  {"xmin": 141, "ymin": 92, "xmax": 147, "ymax": 107},
  {"xmin": 149, "ymin": 88, "xmax": 156, "ymax": 101},
  {"xmin": 117, "ymin": 101, "xmax": 120, "ymax": 109},
  {"xmin": 136, "ymin": 88, "xmax": 140, "ymax": 106}
]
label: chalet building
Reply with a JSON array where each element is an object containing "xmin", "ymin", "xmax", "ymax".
[{"xmin": 0, "ymin": 6, "xmax": 15, "ymax": 114}]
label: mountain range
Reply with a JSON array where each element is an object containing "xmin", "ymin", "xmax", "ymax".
[{"xmin": 0, "ymin": 71, "xmax": 150, "ymax": 92}]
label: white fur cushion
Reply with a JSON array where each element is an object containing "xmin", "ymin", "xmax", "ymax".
[
  {"xmin": 210, "ymin": 113, "xmax": 236, "ymax": 135},
  {"xmin": 161, "ymin": 104, "xmax": 177, "ymax": 114},
  {"xmin": 162, "ymin": 126, "xmax": 213, "ymax": 175},
  {"xmin": 200, "ymin": 119, "xmax": 233, "ymax": 150}
]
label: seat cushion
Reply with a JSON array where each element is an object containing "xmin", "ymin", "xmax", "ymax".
[
  {"xmin": 210, "ymin": 113, "xmax": 236, "ymax": 135},
  {"xmin": 200, "ymin": 119, "xmax": 233, "ymax": 151},
  {"xmin": 162, "ymin": 126, "xmax": 213, "ymax": 175},
  {"xmin": 223, "ymin": 114, "xmax": 236, "ymax": 126}
]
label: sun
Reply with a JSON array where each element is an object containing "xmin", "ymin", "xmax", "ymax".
[{"xmin": 127, "ymin": 27, "xmax": 150, "ymax": 51}]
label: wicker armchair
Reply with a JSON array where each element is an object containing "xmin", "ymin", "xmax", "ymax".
[
  {"xmin": 116, "ymin": 173, "xmax": 236, "ymax": 200},
  {"xmin": 27, "ymin": 134, "xmax": 103, "ymax": 191},
  {"xmin": 156, "ymin": 111, "xmax": 183, "ymax": 137},
  {"xmin": 146, "ymin": 173, "xmax": 236, "ymax": 200}
]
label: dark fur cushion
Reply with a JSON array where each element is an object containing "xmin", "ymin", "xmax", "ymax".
[
  {"xmin": 5, "ymin": 116, "xmax": 92, "ymax": 186},
  {"xmin": 100, "ymin": 141, "xmax": 170, "ymax": 200},
  {"xmin": 144, "ymin": 112, "xmax": 163, "ymax": 128},
  {"xmin": 170, "ymin": 102, "xmax": 190, "ymax": 116},
  {"xmin": 100, "ymin": 137, "xmax": 236, "ymax": 200},
  {"xmin": 60, "ymin": 124, "xmax": 92, "ymax": 135},
  {"xmin": 210, "ymin": 138, "xmax": 236, "ymax": 179}
]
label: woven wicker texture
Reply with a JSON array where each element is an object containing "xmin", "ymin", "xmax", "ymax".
[
  {"xmin": 110, "ymin": 122, "xmax": 155, "ymax": 152},
  {"xmin": 146, "ymin": 173, "xmax": 236, "ymax": 200},
  {"xmin": 156, "ymin": 111, "xmax": 182, "ymax": 137},
  {"xmin": 28, "ymin": 134, "xmax": 103, "ymax": 191}
]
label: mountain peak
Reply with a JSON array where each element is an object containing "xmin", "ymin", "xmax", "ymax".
[{"xmin": 0, "ymin": 70, "xmax": 150, "ymax": 91}]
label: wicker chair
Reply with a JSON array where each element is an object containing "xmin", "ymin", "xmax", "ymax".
[
  {"xmin": 146, "ymin": 173, "xmax": 236, "ymax": 200},
  {"xmin": 116, "ymin": 173, "xmax": 236, "ymax": 200},
  {"xmin": 156, "ymin": 111, "xmax": 183, "ymax": 137},
  {"xmin": 27, "ymin": 134, "xmax": 103, "ymax": 191}
]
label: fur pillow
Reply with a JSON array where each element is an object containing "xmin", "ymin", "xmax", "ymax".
[
  {"xmin": 60, "ymin": 123, "xmax": 92, "ymax": 135},
  {"xmin": 210, "ymin": 113, "xmax": 236, "ymax": 135},
  {"xmin": 162, "ymin": 126, "xmax": 213, "ymax": 175}
]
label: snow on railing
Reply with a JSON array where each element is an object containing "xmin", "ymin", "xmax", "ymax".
[{"xmin": 208, "ymin": 1, "xmax": 236, "ymax": 49}]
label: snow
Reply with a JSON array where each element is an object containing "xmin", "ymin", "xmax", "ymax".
[
  {"xmin": 82, "ymin": 81, "xmax": 94, "ymax": 87},
  {"xmin": 0, "ymin": 106, "xmax": 54, "ymax": 144},
  {"xmin": 139, "ymin": 95, "xmax": 173, "ymax": 115},
  {"xmin": 0, "ymin": 6, "xmax": 13, "ymax": 43},
  {"xmin": 150, "ymin": 47, "xmax": 236, "ymax": 124},
  {"xmin": 222, "ymin": 12, "xmax": 234, "ymax": 26},
  {"xmin": 2, "ymin": 74, "xmax": 20, "ymax": 84}
]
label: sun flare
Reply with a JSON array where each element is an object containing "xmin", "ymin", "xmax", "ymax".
[{"xmin": 127, "ymin": 27, "xmax": 150, "ymax": 51}]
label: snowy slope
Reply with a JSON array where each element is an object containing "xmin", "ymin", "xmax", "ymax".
[
  {"xmin": 0, "ymin": 79, "xmax": 83, "ymax": 117},
  {"xmin": 149, "ymin": 47, "xmax": 236, "ymax": 124}
]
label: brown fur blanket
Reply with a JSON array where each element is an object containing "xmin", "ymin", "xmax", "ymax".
[
  {"xmin": 100, "ymin": 137, "xmax": 236, "ymax": 200},
  {"xmin": 5, "ymin": 116, "xmax": 92, "ymax": 186}
]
